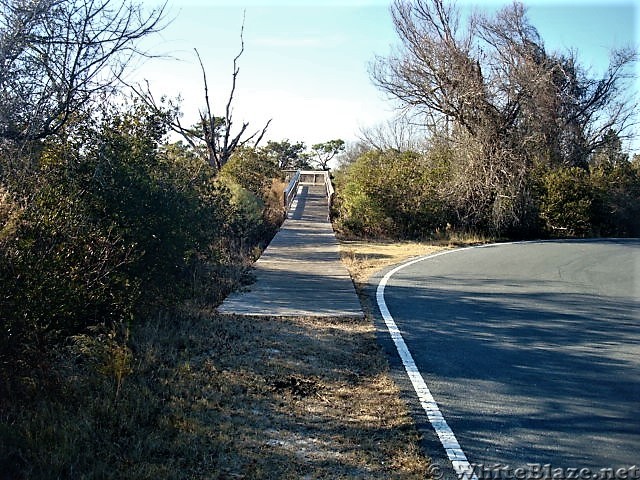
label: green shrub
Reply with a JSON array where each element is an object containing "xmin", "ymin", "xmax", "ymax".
[
  {"xmin": 539, "ymin": 166, "xmax": 593, "ymax": 236},
  {"xmin": 537, "ymin": 161, "xmax": 640, "ymax": 238},
  {"xmin": 220, "ymin": 146, "xmax": 285, "ymax": 251},
  {"xmin": 70, "ymin": 105, "xmax": 240, "ymax": 308},
  {"xmin": 589, "ymin": 160, "xmax": 640, "ymax": 237},
  {"xmin": 0, "ymin": 102, "xmax": 245, "ymax": 366},
  {"xmin": 220, "ymin": 147, "xmax": 281, "ymax": 200},
  {"xmin": 1, "ymin": 173, "xmax": 140, "ymax": 360},
  {"xmin": 334, "ymin": 142, "xmax": 639, "ymax": 241},
  {"xmin": 334, "ymin": 149, "xmax": 450, "ymax": 239}
]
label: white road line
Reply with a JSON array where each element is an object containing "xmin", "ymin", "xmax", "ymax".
[{"xmin": 376, "ymin": 248, "xmax": 478, "ymax": 480}]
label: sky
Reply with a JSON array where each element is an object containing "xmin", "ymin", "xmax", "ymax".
[{"xmin": 132, "ymin": 0, "xmax": 639, "ymax": 152}]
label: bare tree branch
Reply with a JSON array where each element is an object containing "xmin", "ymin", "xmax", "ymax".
[
  {"xmin": 371, "ymin": 0, "xmax": 638, "ymax": 233},
  {"xmin": 0, "ymin": 0, "xmax": 168, "ymax": 145},
  {"xmin": 194, "ymin": 47, "xmax": 219, "ymax": 169},
  {"xmin": 127, "ymin": 11, "xmax": 271, "ymax": 173}
]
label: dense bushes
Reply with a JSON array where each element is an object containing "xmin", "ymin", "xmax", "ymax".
[
  {"xmin": 333, "ymin": 149, "xmax": 449, "ymax": 238},
  {"xmin": 334, "ymin": 145, "xmax": 640, "ymax": 240},
  {"xmin": 221, "ymin": 147, "xmax": 281, "ymax": 196},
  {"xmin": 0, "ymin": 102, "xmax": 280, "ymax": 370},
  {"xmin": 1, "ymin": 1, "xmax": 288, "ymax": 475},
  {"xmin": 538, "ymin": 160, "xmax": 640, "ymax": 238},
  {"xmin": 590, "ymin": 160, "xmax": 640, "ymax": 237},
  {"xmin": 220, "ymin": 146, "xmax": 286, "ymax": 252},
  {"xmin": 538, "ymin": 167, "xmax": 594, "ymax": 237}
]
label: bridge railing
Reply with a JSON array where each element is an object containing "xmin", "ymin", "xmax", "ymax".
[
  {"xmin": 323, "ymin": 172, "xmax": 335, "ymax": 213},
  {"xmin": 282, "ymin": 170, "xmax": 334, "ymax": 218},
  {"xmin": 283, "ymin": 170, "xmax": 301, "ymax": 210}
]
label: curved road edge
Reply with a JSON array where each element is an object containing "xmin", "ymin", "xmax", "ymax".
[
  {"xmin": 367, "ymin": 238, "xmax": 639, "ymax": 477},
  {"xmin": 366, "ymin": 240, "xmax": 556, "ymax": 479}
]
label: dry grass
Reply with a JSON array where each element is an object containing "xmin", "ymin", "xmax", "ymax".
[
  {"xmin": 2, "ymin": 232, "xmax": 491, "ymax": 479},
  {"xmin": 1, "ymin": 308, "xmax": 430, "ymax": 479},
  {"xmin": 339, "ymin": 239, "xmax": 449, "ymax": 286},
  {"xmin": 338, "ymin": 232, "xmax": 493, "ymax": 286}
]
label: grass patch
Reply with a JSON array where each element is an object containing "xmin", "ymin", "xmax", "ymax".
[
  {"xmin": 1, "ymin": 231, "xmax": 490, "ymax": 479},
  {"xmin": 338, "ymin": 232, "xmax": 494, "ymax": 286},
  {"xmin": 339, "ymin": 239, "xmax": 448, "ymax": 286},
  {"xmin": 1, "ymin": 308, "xmax": 430, "ymax": 479}
]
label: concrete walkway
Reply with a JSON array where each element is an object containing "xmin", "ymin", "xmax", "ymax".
[{"xmin": 217, "ymin": 185, "xmax": 363, "ymax": 317}]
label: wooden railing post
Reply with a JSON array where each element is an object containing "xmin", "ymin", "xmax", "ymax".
[
  {"xmin": 283, "ymin": 170, "xmax": 301, "ymax": 216},
  {"xmin": 323, "ymin": 171, "xmax": 334, "ymax": 220}
]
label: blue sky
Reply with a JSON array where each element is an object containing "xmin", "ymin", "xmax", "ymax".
[{"xmin": 135, "ymin": 0, "xmax": 638, "ymax": 152}]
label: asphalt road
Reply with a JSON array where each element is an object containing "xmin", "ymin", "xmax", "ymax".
[{"xmin": 378, "ymin": 239, "xmax": 640, "ymax": 473}]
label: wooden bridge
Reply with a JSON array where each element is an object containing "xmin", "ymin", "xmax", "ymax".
[{"xmin": 217, "ymin": 170, "xmax": 363, "ymax": 318}]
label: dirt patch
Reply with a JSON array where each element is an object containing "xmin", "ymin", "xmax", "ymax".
[{"xmin": 159, "ymin": 312, "xmax": 432, "ymax": 478}]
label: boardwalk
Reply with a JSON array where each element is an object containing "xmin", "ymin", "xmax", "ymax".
[{"xmin": 217, "ymin": 184, "xmax": 363, "ymax": 317}]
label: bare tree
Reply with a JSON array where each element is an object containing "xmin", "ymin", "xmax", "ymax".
[
  {"xmin": 475, "ymin": 3, "xmax": 637, "ymax": 165},
  {"xmin": 372, "ymin": 0, "xmax": 636, "ymax": 158},
  {"xmin": 358, "ymin": 114, "xmax": 428, "ymax": 152},
  {"xmin": 0, "ymin": 0, "xmax": 167, "ymax": 146},
  {"xmin": 371, "ymin": 0, "xmax": 485, "ymax": 137},
  {"xmin": 132, "ymin": 16, "xmax": 271, "ymax": 173},
  {"xmin": 371, "ymin": 0, "xmax": 637, "ymax": 232}
]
